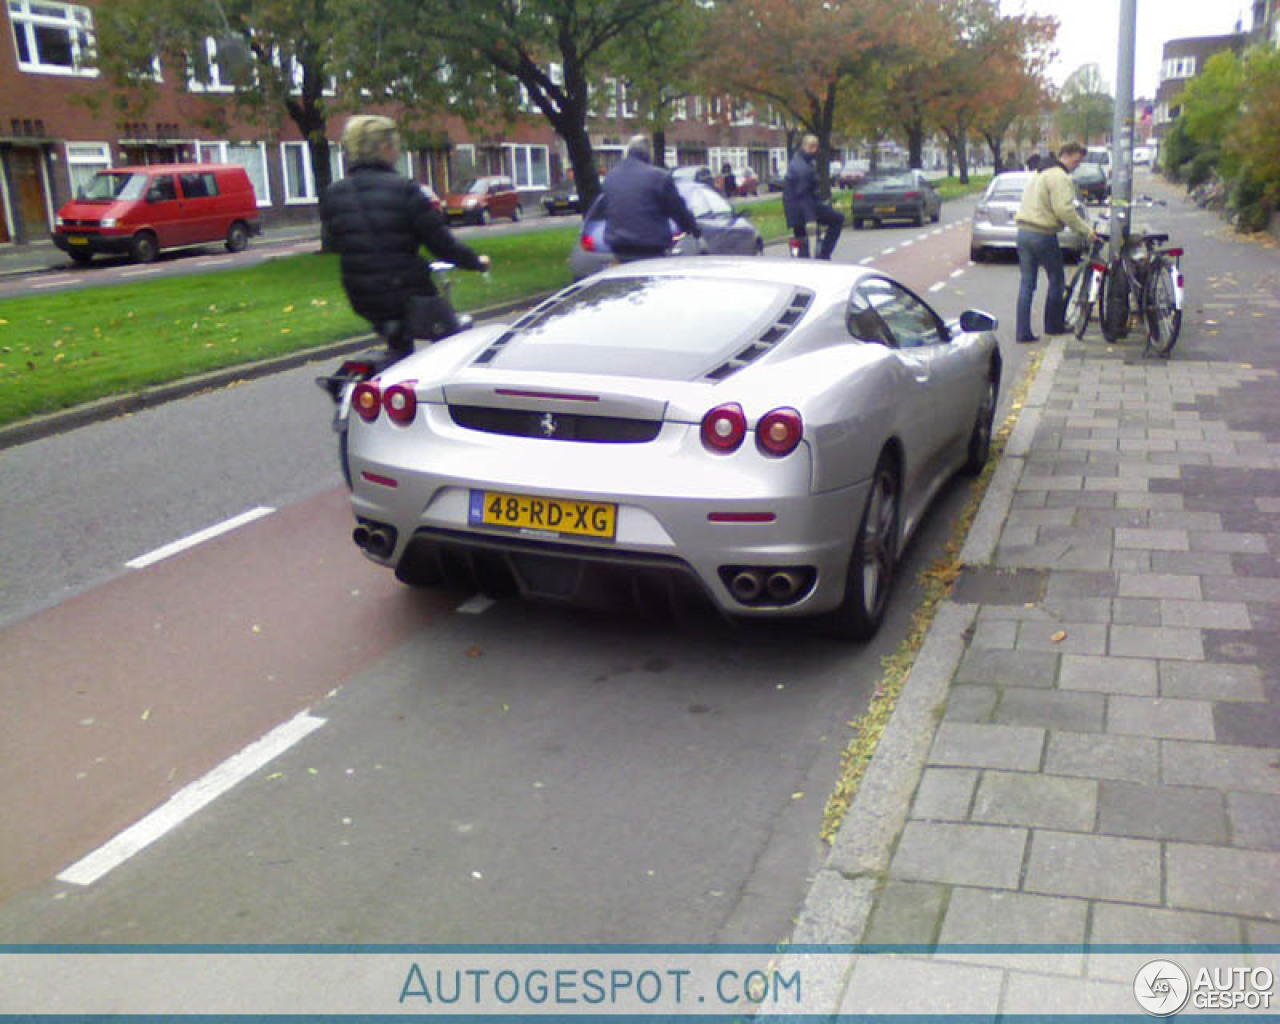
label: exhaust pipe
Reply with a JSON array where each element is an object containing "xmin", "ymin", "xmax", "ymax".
[
  {"xmin": 352, "ymin": 524, "xmax": 371, "ymax": 550},
  {"xmin": 766, "ymin": 570, "xmax": 803, "ymax": 602},
  {"xmin": 366, "ymin": 528, "xmax": 393, "ymax": 559},
  {"xmin": 730, "ymin": 570, "xmax": 764, "ymax": 603}
]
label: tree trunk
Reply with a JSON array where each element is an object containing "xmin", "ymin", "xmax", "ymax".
[
  {"xmin": 562, "ymin": 123, "xmax": 602, "ymax": 208},
  {"xmin": 651, "ymin": 128, "xmax": 667, "ymax": 169},
  {"xmin": 907, "ymin": 121, "xmax": 925, "ymax": 170}
]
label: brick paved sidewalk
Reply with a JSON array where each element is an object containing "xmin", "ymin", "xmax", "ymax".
[{"xmin": 775, "ymin": 306, "xmax": 1280, "ymax": 1012}]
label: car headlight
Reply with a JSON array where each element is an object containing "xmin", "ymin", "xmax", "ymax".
[
  {"xmin": 463, "ymin": 198, "xmax": 479, "ymax": 207},
  {"xmin": 100, "ymin": 217, "xmax": 117, "ymax": 228},
  {"xmin": 56, "ymin": 216, "xmax": 65, "ymax": 227}
]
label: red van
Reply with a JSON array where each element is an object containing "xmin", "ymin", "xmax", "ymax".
[{"xmin": 53, "ymin": 163, "xmax": 261, "ymax": 264}]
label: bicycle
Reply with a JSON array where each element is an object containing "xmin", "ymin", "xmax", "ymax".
[{"xmin": 1063, "ymin": 209, "xmax": 1185, "ymax": 357}]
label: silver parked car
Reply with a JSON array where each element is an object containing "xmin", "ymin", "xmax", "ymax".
[
  {"xmin": 569, "ymin": 180, "xmax": 762, "ymax": 280},
  {"xmin": 969, "ymin": 171, "xmax": 1088, "ymax": 262},
  {"xmin": 340, "ymin": 260, "xmax": 1001, "ymax": 640}
]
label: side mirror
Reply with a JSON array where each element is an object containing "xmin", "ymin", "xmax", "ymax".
[{"xmin": 959, "ymin": 309, "xmax": 998, "ymax": 333}]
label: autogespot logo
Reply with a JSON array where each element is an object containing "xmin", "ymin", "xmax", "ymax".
[{"xmin": 1134, "ymin": 959, "xmax": 1191, "ymax": 1016}]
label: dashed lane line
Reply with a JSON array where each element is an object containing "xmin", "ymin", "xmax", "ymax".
[
  {"xmin": 31, "ymin": 276, "xmax": 81, "ymax": 289},
  {"xmin": 950, "ymin": 268, "xmax": 966, "ymax": 278},
  {"xmin": 928, "ymin": 282, "xmax": 947, "ymax": 293},
  {"xmin": 119, "ymin": 267, "xmax": 162, "ymax": 277},
  {"xmin": 126, "ymin": 507, "xmax": 276, "ymax": 569},
  {"xmin": 457, "ymin": 594, "xmax": 496, "ymax": 615},
  {"xmin": 57, "ymin": 710, "xmax": 327, "ymax": 886}
]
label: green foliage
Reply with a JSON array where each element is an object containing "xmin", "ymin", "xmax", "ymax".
[
  {"xmin": 1160, "ymin": 118, "xmax": 1199, "ymax": 180},
  {"xmin": 1230, "ymin": 169, "xmax": 1272, "ymax": 233},
  {"xmin": 1056, "ymin": 63, "xmax": 1113, "ymax": 145}
]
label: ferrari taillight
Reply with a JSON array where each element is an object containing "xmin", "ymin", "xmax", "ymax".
[
  {"xmin": 757, "ymin": 407, "xmax": 804, "ymax": 456},
  {"xmin": 581, "ymin": 233, "xmax": 596, "ymax": 252},
  {"xmin": 383, "ymin": 381, "xmax": 417, "ymax": 425},
  {"xmin": 701, "ymin": 403, "xmax": 747, "ymax": 452},
  {"xmin": 352, "ymin": 381, "xmax": 381, "ymax": 423}
]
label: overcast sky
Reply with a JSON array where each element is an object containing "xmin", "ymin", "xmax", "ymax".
[{"xmin": 998, "ymin": 0, "xmax": 1251, "ymax": 97}]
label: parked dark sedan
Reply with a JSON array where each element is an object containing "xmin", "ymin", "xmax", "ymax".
[
  {"xmin": 569, "ymin": 180, "xmax": 763, "ymax": 279},
  {"xmin": 1072, "ymin": 163, "xmax": 1110, "ymax": 203},
  {"xmin": 851, "ymin": 170, "xmax": 942, "ymax": 228},
  {"xmin": 541, "ymin": 182, "xmax": 582, "ymax": 216}
]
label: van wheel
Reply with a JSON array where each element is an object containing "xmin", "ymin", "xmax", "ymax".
[
  {"xmin": 511, "ymin": 204, "xmax": 521, "ymax": 222},
  {"xmin": 130, "ymin": 231, "xmax": 158, "ymax": 264},
  {"xmin": 225, "ymin": 221, "xmax": 249, "ymax": 253}
]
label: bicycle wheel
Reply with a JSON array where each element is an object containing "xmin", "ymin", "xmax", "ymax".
[
  {"xmin": 1144, "ymin": 256, "xmax": 1182, "ymax": 357},
  {"xmin": 1065, "ymin": 262, "xmax": 1092, "ymax": 338},
  {"xmin": 1100, "ymin": 259, "xmax": 1129, "ymax": 343}
]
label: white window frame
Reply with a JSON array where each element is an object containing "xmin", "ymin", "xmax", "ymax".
[
  {"xmin": 9, "ymin": 0, "xmax": 98, "ymax": 77},
  {"xmin": 731, "ymin": 101, "xmax": 754, "ymax": 126},
  {"xmin": 65, "ymin": 140, "xmax": 111, "ymax": 195},
  {"xmin": 281, "ymin": 141, "xmax": 319, "ymax": 204},
  {"xmin": 619, "ymin": 81, "xmax": 637, "ymax": 118},
  {"xmin": 504, "ymin": 143, "xmax": 549, "ymax": 190},
  {"xmin": 673, "ymin": 97, "xmax": 687, "ymax": 121},
  {"xmin": 603, "ymin": 77, "xmax": 620, "ymax": 118},
  {"xmin": 188, "ymin": 36, "xmax": 235, "ymax": 92},
  {"xmin": 198, "ymin": 140, "xmax": 272, "ymax": 207}
]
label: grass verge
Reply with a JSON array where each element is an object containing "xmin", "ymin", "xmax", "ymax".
[
  {"xmin": 819, "ymin": 347, "xmax": 1045, "ymax": 844},
  {"xmin": 0, "ymin": 227, "xmax": 578, "ymax": 427}
]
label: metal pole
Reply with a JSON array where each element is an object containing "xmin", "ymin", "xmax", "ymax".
[{"xmin": 1110, "ymin": 0, "xmax": 1138, "ymax": 262}]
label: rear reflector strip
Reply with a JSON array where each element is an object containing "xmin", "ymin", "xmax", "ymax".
[
  {"xmin": 361, "ymin": 471, "xmax": 399, "ymax": 488},
  {"xmin": 495, "ymin": 388, "xmax": 600, "ymax": 403},
  {"xmin": 708, "ymin": 512, "xmax": 777, "ymax": 523}
]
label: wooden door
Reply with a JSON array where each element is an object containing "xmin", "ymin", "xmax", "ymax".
[{"xmin": 10, "ymin": 148, "xmax": 51, "ymax": 239}]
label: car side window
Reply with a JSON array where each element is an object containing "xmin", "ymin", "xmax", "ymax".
[
  {"xmin": 846, "ymin": 287, "xmax": 892, "ymax": 345},
  {"xmin": 857, "ymin": 277, "xmax": 945, "ymax": 349},
  {"xmin": 179, "ymin": 172, "xmax": 218, "ymax": 198},
  {"xmin": 149, "ymin": 176, "xmax": 177, "ymax": 201}
]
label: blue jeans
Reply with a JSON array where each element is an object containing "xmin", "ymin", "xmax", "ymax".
[{"xmin": 1016, "ymin": 227, "xmax": 1066, "ymax": 339}]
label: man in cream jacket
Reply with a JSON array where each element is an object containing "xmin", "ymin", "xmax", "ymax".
[{"xmin": 1014, "ymin": 142, "xmax": 1097, "ymax": 343}]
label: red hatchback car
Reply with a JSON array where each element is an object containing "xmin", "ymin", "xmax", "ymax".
[
  {"xmin": 442, "ymin": 175, "xmax": 522, "ymax": 225},
  {"xmin": 54, "ymin": 163, "xmax": 260, "ymax": 264}
]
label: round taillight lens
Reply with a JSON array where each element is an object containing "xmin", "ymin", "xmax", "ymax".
[
  {"xmin": 581, "ymin": 233, "xmax": 596, "ymax": 253},
  {"xmin": 757, "ymin": 407, "xmax": 803, "ymax": 456},
  {"xmin": 701, "ymin": 403, "xmax": 747, "ymax": 452},
  {"xmin": 383, "ymin": 382, "xmax": 417, "ymax": 425},
  {"xmin": 352, "ymin": 381, "xmax": 381, "ymax": 422}
]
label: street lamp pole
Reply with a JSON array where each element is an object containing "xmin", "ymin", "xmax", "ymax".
[{"xmin": 1109, "ymin": 0, "xmax": 1138, "ymax": 262}]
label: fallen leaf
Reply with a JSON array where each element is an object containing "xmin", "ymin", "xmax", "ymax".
[
  {"xmin": 140, "ymin": 707, "xmax": 151, "ymax": 721},
  {"xmin": 466, "ymin": 645, "xmax": 483, "ymax": 658},
  {"xmin": 282, "ymin": 304, "xmax": 295, "ymax": 313},
  {"xmin": 251, "ymin": 624, "xmax": 261, "ymax": 634},
  {"xmin": 471, "ymin": 871, "xmax": 483, "ymax": 879},
  {"xmin": 266, "ymin": 772, "xmax": 283, "ymax": 780},
  {"xmin": 791, "ymin": 792, "xmax": 805, "ymax": 800},
  {"xmin": 1050, "ymin": 630, "xmax": 1067, "ymax": 643}
]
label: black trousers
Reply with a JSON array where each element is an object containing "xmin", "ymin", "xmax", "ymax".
[{"xmin": 792, "ymin": 204, "xmax": 845, "ymax": 260}]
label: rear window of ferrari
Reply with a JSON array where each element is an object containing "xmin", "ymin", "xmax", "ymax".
[{"xmin": 480, "ymin": 275, "xmax": 799, "ymax": 380}]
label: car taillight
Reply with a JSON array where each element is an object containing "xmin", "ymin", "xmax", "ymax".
[
  {"xmin": 757, "ymin": 407, "xmax": 804, "ymax": 456},
  {"xmin": 1166, "ymin": 248, "xmax": 1183, "ymax": 258},
  {"xmin": 854, "ymin": 193, "xmax": 866, "ymax": 201},
  {"xmin": 581, "ymin": 233, "xmax": 596, "ymax": 252},
  {"xmin": 382, "ymin": 381, "xmax": 417, "ymax": 425},
  {"xmin": 904, "ymin": 191, "xmax": 922, "ymax": 200},
  {"xmin": 352, "ymin": 381, "xmax": 381, "ymax": 422},
  {"xmin": 701, "ymin": 403, "xmax": 747, "ymax": 452}
]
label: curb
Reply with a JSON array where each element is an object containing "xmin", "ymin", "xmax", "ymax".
[
  {"xmin": 0, "ymin": 291, "xmax": 555, "ymax": 451},
  {"xmin": 774, "ymin": 339, "xmax": 1067, "ymax": 1010}
]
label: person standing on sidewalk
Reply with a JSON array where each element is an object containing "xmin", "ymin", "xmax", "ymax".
[
  {"xmin": 1013, "ymin": 141, "xmax": 1095, "ymax": 343},
  {"xmin": 783, "ymin": 135, "xmax": 844, "ymax": 260}
]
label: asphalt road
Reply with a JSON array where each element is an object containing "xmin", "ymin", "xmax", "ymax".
[{"xmin": 0, "ymin": 191, "xmax": 1043, "ymax": 943}]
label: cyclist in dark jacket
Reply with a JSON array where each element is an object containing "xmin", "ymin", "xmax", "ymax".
[
  {"xmin": 600, "ymin": 135, "xmax": 703, "ymax": 262},
  {"xmin": 320, "ymin": 115, "xmax": 488, "ymax": 356},
  {"xmin": 783, "ymin": 134, "xmax": 844, "ymax": 260}
]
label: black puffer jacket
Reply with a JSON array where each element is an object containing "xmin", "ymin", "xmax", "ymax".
[{"xmin": 319, "ymin": 161, "xmax": 485, "ymax": 325}]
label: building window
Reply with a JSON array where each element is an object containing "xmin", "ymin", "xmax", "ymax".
[
  {"xmin": 673, "ymin": 97, "xmax": 687, "ymax": 121},
  {"xmin": 66, "ymin": 141, "xmax": 110, "ymax": 195},
  {"xmin": 505, "ymin": 144, "xmax": 549, "ymax": 189},
  {"xmin": 9, "ymin": 0, "xmax": 97, "ymax": 76},
  {"xmin": 188, "ymin": 36, "xmax": 236, "ymax": 92},
  {"xmin": 199, "ymin": 140, "xmax": 272, "ymax": 206},
  {"xmin": 281, "ymin": 142, "xmax": 317, "ymax": 203},
  {"xmin": 619, "ymin": 81, "xmax": 637, "ymax": 118}
]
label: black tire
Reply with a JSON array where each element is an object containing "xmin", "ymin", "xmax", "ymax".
[
  {"xmin": 1064, "ymin": 260, "xmax": 1090, "ymax": 336},
  {"xmin": 1100, "ymin": 262, "xmax": 1129, "ymax": 343},
  {"xmin": 1072, "ymin": 264, "xmax": 1096, "ymax": 339},
  {"xmin": 822, "ymin": 452, "xmax": 900, "ymax": 641},
  {"xmin": 931, "ymin": 206, "xmax": 941, "ymax": 223},
  {"xmin": 970, "ymin": 247, "xmax": 984, "ymax": 263},
  {"xmin": 338, "ymin": 428, "xmax": 353, "ymax": 490},
  {"xmin": 913, "ymin": 209, "xmax": 926, "ymax": 227},
  {"xmin": 225, "ymin": 221, "xmax": 249, "ymax": 253},
  {"xmin": 754, "ymin": 238, "xmax": 764, "ymax": 256},
  {"xmin": 129, "ymin": 231, "xmax": 158, "ymax": 264},
  {"xmin": 963, "ymin": 376, "xmax": 998, "ymax": 475},
  {"xmin": 1144, "ymin": 257, "xmax": 1182, "ymax": 356},
  {"xmin": 69, "ymin": 250, "xmax": 93, "ymax": 265}
]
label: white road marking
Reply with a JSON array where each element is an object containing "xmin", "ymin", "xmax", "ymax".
[
  {"xmin": 120, "ymin": 267, "xmax": 162, "ymax": 277},
  {"xmin": 126, "ymin": 507, "xmax": 275, "ymax": 569},
  {"xmin": 950, "ymin": 268, "xmax": 966, "ymax": 278},
  {"xmin": 881, "ymin": 247, "xmax": 897, "ymax": 255},
  {"xmin": 457, "ymin": 594, "xmax": 496, "ymax": 615},
  {"xmin": 57, "ymin": 710, "xmax": 326, "ymax": 886},
  {"xmin": 859, "ymin": 256, "xmax": 875, "ymax": 265},
  {"xmin": 898, "ymin": 239, "xmax": 914, "ymax": 248},
  {"xmin": 931, "ymin": 229, "xmax": 944, "ymax": 236},
  {"xmin": 928, "ymin": 282, "xmax": 947, "ymax": 293},
  {"xmin": 193, "ymin": 256, "xmax": 233, "ymax": 267},
  {"xmin": 31, "ymin": 276, "xmax": 80, "ymax": 289}
]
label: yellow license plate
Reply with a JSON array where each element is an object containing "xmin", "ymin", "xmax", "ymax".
[
  {"xmin": 874, "ymin": 205, "xmax": 896, "ymax": 214},
  {"xmin": 469, "ymin": 490, "xmax": 617, "ymax": 540},
  {"xmin": 67, "ymin": 235, "xmax": 88, "ymax": 244}
]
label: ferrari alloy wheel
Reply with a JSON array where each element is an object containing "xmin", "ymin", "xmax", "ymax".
[
  {"xmin": 825, "ymin": 453, "xmax": 899, "ymax": 641},
  {"xmin": 963, "ymin": 377, "xmax": 998, "ymax": 475}
]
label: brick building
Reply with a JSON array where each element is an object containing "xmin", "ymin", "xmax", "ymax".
[{"xmin": 1, "ymin": 0, "xmax": 788, "ymax": 245}]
